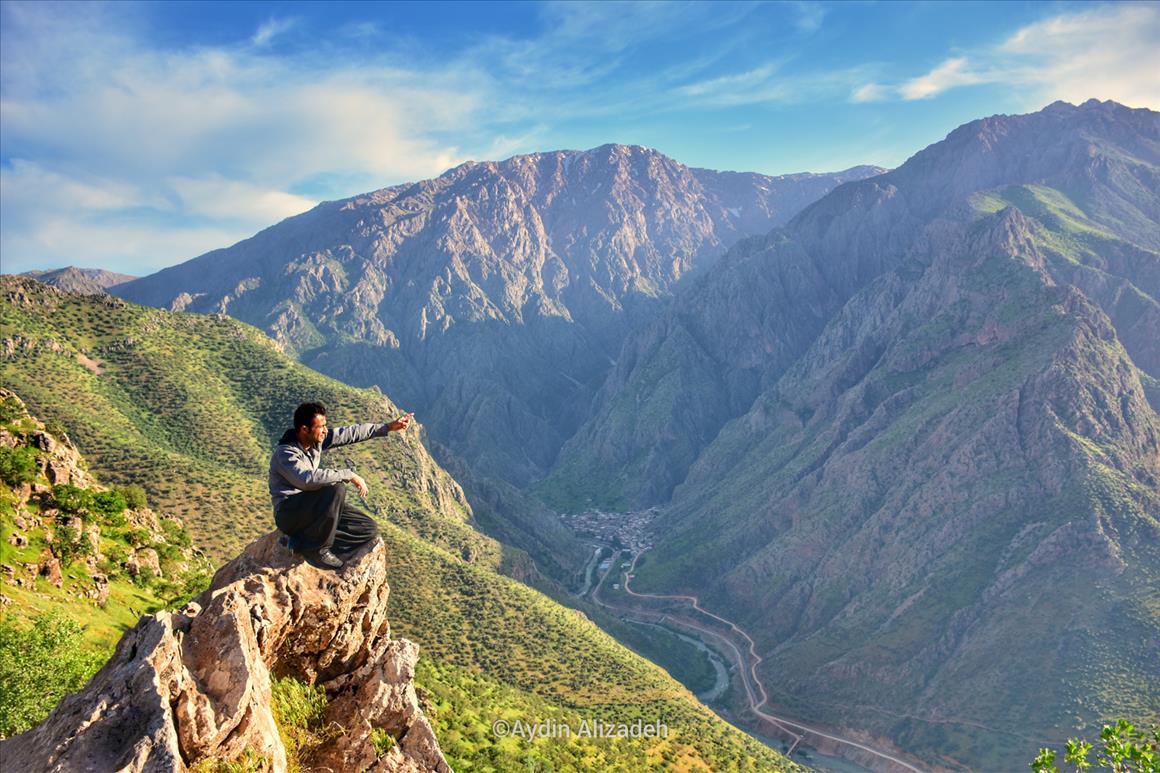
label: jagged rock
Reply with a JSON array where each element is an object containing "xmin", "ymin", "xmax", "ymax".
[
  {"xmin": 126, "ymin": 507, "xmax": 161, "ymax": 533},
  {"xmin": 38, "ymin": 556, "xmax": 62, "ymax": 588},
  {"xmin": 30, "ymin": 430, "xmax": 57, "ymax": 453},
  {"xmin": 84, "ymin": 525, "xmax": 101, "ymax": 557},
  {"xmin": 88, "ymin": 573, "xmax": 110, "ymax": 607},
  {"xmin": 130, "ymin": 547, "xmax": 162, "ymax": 579},
  {"xmin": 7, "ymin": 533, "xmax": 28, "ymax": 548},
  {"xmin": 1, "ymin": 533, "xmax": 450, "ymax": 773}
]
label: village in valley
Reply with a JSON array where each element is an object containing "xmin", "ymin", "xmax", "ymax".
[{"xmin": 559, "ymin": 507, "xmax": 660, "ymax": 556}]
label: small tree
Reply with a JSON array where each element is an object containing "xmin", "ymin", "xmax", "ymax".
[
  {"xmin": 0, "ymin": 613, "xmax": 102, "ymax": 736},
  {"xmin": 0, "ymin": 446, "xmax": 38, "ymax": 487},
  {"xmin": 118, "ymin": 484, "xmax": 148, "ymax": 510},
  {"xmin": 50, "ymin": 484, "xmax": 91, "ymax": 517}
]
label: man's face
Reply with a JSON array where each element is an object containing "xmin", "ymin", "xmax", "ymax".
[{"xmin": 298, "ymin": 413, "xmax": 327, "ymax": 448}]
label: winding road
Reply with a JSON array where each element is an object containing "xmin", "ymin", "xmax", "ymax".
[{"xmin": 591, "ymin": 546, "xmax": 928, "ymax": 773}]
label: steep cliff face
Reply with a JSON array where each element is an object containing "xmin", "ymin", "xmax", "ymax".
[
  {"xmin": 546, "ymin": 99, "xmax": 1160, "ymax": 511},
  {"xmin": 111, "ymin": 148, "xmax": 881, "ymax": 492},
  {"xmin": 2, "ymin": 533, "xmax": 449, "ymax": 772},
  {"xmin": 604, "ymin": 101, "xmax": 1160, "ymax": 769}
]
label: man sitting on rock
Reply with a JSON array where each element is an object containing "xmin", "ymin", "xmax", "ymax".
[{"xmin": 269, "ymin": 401, "xmax": 411, "ymax": 569}]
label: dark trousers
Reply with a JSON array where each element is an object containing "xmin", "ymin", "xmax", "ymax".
[{"xmin": 275, "ymin": 483, "xmax": 379, "ymax": 556}]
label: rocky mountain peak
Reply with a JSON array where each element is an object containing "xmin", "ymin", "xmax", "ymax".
[
  {"xmin": 20, "ymin": 267, "xmax": 136, "ymax": 295},
  {"xmin": 2, "ymin": 533, "xmax": 450, "ymax": 772}
]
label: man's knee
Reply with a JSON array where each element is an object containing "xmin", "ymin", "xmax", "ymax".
[{"xmin": 324, "ymin": 481, "xmax": 347, "ymax": 503}]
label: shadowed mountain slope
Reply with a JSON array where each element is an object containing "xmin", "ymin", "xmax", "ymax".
[{"xmin": 558, "ymin": 100, "xmax": 1160, "ymax": 770}]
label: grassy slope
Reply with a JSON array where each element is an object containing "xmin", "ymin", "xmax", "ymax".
[{"xmin": 0, "ymin": 277, "xmax": 798, "ymax": 770}]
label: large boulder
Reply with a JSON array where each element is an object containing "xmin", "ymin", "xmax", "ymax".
[{"xmin": 1, "ymin": 533, "xmax": 450, "ymax": 772}]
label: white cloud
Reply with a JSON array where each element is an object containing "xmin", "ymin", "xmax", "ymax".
[
  {"xmin": 252, "ymin": 17, "xmax": 297, "ymax": 46},
  {"xmin": 996, "ymin": 3, "xmax": 1160, "ymax": 108},
  {"xmin": 849, "ymin": 4, "xmax": 1160, "ymax": 107},
  {"xmin": 166, "ymin": 176, "xmax": 317, "ymax": 223},
  {"xmin": 1, "ymin": 215, "xmax": 252, "ymax": 276},
  {"xmin": 674, "ymin": 62, "xmax": 874, "ymax": 108},
  {"xmin": 850, "ymin": 82, "xmax": 889, "ymax": 103},
  {"xmin": 0, "ymin": 3, "xmax": 482, "ymax": 275},
  {"xmin": 676, "ymin": 64, "xmax": 782, "ymax": 99},
  {"xmin": 899, "ymin": 57, "xmax": 985, "ymax": 101}
]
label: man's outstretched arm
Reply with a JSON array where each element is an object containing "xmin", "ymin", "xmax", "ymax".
[{"xmin": 323, "ymin": 414, "xmax": 412, "ymax": 450}]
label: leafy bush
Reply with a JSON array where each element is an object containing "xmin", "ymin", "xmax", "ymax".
[
  {"xmin": 0, "ymin": 396, "xmax": 24, "ymax": 425},
  {"xmin": 118, "ymin": 484, "xmax": 148, "ymax": 510},
  {"xmin": 89, "ymin": 490, "xmax": 127, "ymax": 519},
  {"xmin": 371, "ymin": 727, "xmax": 398, "ymax": 757},
  {"xmin": 1031, "ymin": 719, "xmax": 1159, "ymax": 773},
  {"xmin": 49, "ymin": 485, "xmax": 90, "ymax": 516},
  {"xmin": 123, "ymin": 528, "xmax": 151, "ymax": 548},
  {"xmin": 50, "ymin": 522, "xmax": 93, "ymax": 568},
  {"xmin": 0, "ymin": 446, "xmax": 38, "ymax": 487},
  {"xmin": 0, "ymin": 613, "xmax": 103, "ymax": 736},
  {"xmin": 159, "ymin": 518, "xmax": 192, "ymax": 551}
]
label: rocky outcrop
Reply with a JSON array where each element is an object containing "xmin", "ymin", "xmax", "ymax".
[{"xmin": 1, "ymin": 534, "xmax": 450, "ymax": 773}]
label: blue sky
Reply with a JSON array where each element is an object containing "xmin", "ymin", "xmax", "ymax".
[{"xmin": 2, "ymin": 0, "xmax": 1158, "ymax": 277}]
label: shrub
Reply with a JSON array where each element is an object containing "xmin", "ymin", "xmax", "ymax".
[
  {"xmin": 44, "ymin": 420, "xmax": 68, "ymax": 440},
  {"xmin": 371, "ymin": 727, "xmax": 398, "ymax": 757},
  {"xmin": 161, "ymin": 518, "xmax": 192, "ymax": 548},
  {"xmin": 0, "ymin": 396, "xmax": 24, "ymax": 425},
  {"xmin": 1031, "ymin": 719, "xmax": 1159, "ymax": 773},
  {"xmin": 50, "ymin": 523, "xmax": 93, "ymax": 568},
  {"xmin": 0, "ymin": 446, "xmax": 38, "ymax": 487},
  {"xmin": 50, "ymin": 484, "xmax": 90, "ymax": 517},
  {"xmin": 118, "ymin": 484, "xmax": 148, "ymax": 510},
  {"xmin": 89, "ymin": 490, "xmax": 127, "ymax": 520},
  {"xmin": 123, "ymin": 528, "xmax": 151, "ymax": 548},
  {"xmin": 0, "ymin": 613, "xmax": 103, "ymax": 736}
]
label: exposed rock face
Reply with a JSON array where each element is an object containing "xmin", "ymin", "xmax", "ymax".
[
  {"xmin": 111, "ymin": 149, "xmax": 882, "ymax": 494},
  {"xmin": 549, "ymin": 100, "xmax": 1160, "ymax": 511},
  {"xmin": 581, "ymin": 100, "xmax": 1160, "ymax": 769},
  {"xmin": 2, "ymin": 533, "xmax": 450, "ymax": 773}
]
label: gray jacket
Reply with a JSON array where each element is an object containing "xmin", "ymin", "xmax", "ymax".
[{"xmin": 268, "ymin": 423, "xmax": 391, "ymax": 511}]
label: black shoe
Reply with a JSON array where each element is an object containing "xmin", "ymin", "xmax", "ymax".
[{"xmin": 305, "ymin": 547, "xmax": 344, "ymax": 570}]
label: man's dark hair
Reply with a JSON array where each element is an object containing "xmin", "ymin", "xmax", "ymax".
[{"xmin": 294, "ymin": 401, "xmax": 327, "ymax": 430}]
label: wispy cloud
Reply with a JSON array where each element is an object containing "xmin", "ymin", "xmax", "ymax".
[
  {"xmin": 252, "ymin": 17, "xmax": 297, "ymax": 47},
  {"xmin": 849, "ymin": 4, "xmax": 1160, "ymax": 107},
  {"xmin": 899, "ymin": 57, "xmax": 986, "ymax": 100},
  {"xmin": 674, "ymin": 62, "xmax": 874, "ymax": 108},
  {"xmin": 792, "ymin": 1, "xmax": 826, "ymax": 34}
]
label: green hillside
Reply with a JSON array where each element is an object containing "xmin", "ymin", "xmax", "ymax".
[{"xmin": 0, "ymin": 276, "xmax": 799, "ymax": 770}]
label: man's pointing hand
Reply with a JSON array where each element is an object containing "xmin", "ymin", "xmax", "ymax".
[{"xmin": 388, "ymin": 412, "xmax": 414, "ymax": 432}]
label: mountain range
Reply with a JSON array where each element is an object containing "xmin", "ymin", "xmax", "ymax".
[
  {"xmin": 559, "ymin": 99, "xmax": 1160, "ymax": 768},
  {"xmin": 110, "ymin": 151, "xmax": 882, "ymax": 567},
  {"xmin": 9, "ymin": 98, "xmax": 1159, "ymax": 771}
]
